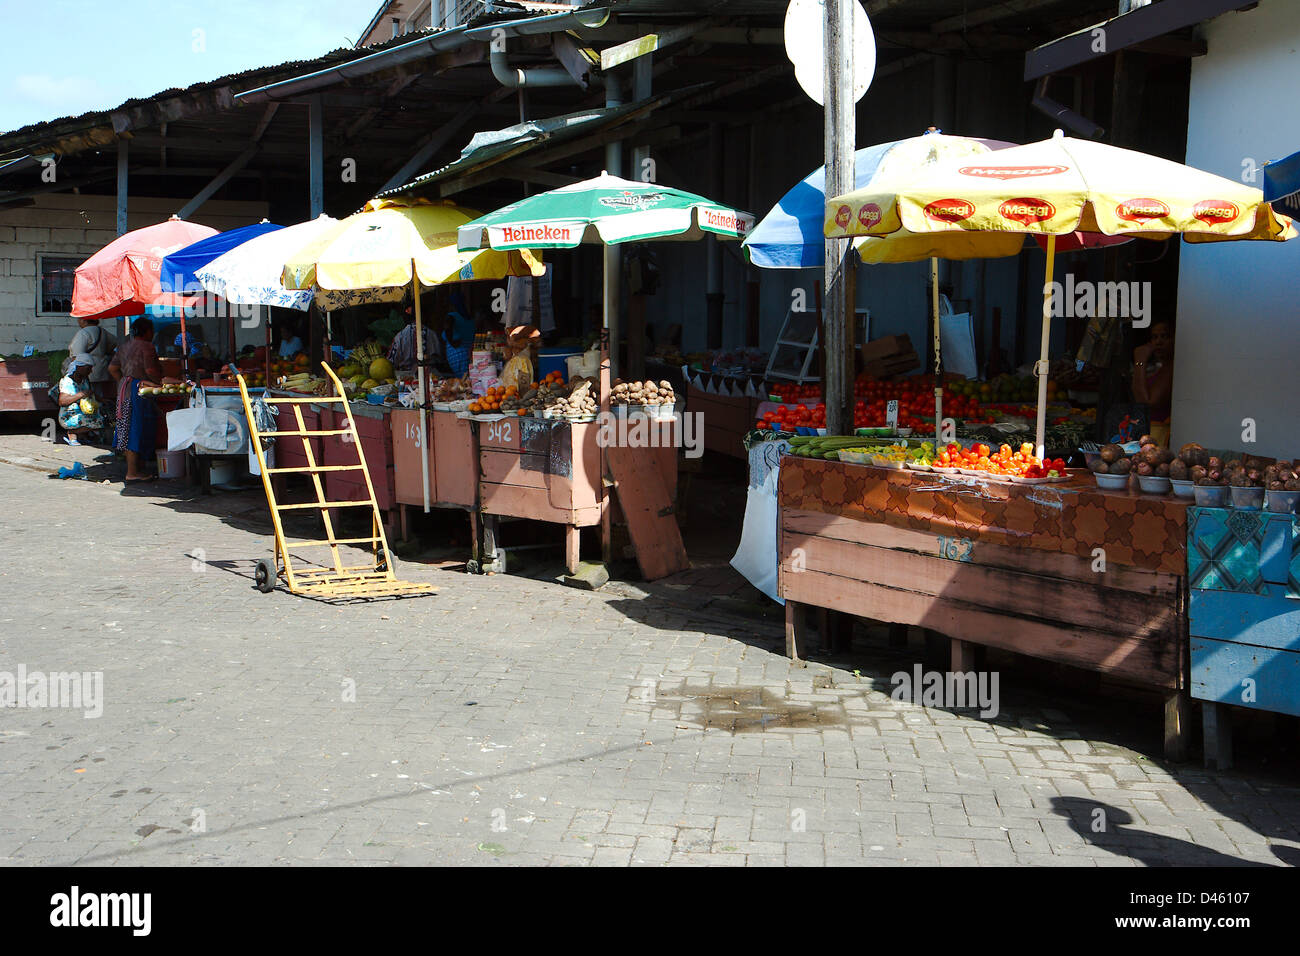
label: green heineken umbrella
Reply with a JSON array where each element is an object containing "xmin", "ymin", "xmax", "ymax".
[
  {"xmin": 458, "ymin": 172, "xmax": 753, "ymax": 382},
  {"xmin": 456, "ymin": 171, "xmax": 754, "ymax": 252},
  {"xmin": 459, "ymin": 172, "xmax": 753, "ymax": 571}
]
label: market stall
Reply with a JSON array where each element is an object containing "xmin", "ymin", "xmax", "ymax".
[
  {"xmin": 777, "ymin": 456, "xmax": 1190, "ymax": 746},
  {"xmin": 457, "ymin": 173, "xmax": 754, "ymax": 579},
  {"xmin": 744, "ymin": 132, "xmax": 1299, "ymax": 758}
]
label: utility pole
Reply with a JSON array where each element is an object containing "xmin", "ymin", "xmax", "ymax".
[{"xmin": 823, "ymin": 0, "xmax": 856, "ymax": 434}]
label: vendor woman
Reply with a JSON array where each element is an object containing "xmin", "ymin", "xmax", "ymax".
[
  {"xmin": 1131, "ymin": 320, "xmax": 1174, "ymax": 446},
  {"xmin": 108, "ymin": 317, "xmax": 168, "ymax": 483}
]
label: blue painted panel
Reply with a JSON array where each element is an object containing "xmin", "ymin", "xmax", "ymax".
[
  {"xmin": 1190, "ymin": 590, "xmax": 1300, "ymax": 650},
  {"xmin": 1187, "ymin": 506, "xmax": 1300, "ymax": 596},
  {"xmin": 1190, "ymin": 638, "xmax": 1300, "ymax": 716}
]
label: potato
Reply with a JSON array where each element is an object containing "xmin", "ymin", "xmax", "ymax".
[
  {"xmin": 1089, "ymin": 459, "xmax": 1109, "ymax": 474},
  {"xmin": 1100, "ymin": 443, "xmax": 1124, "ymax": 463}
]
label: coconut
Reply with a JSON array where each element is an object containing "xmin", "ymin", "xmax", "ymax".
[
  {"xmin": 1190, "ymin": 465, "xmax": 1208, "ymax": 481},
  {"xmin": 1156, "ymin": 462, "xmax": 1171, "ymax": 477},
  {"xmin": 1178, "ymin": 443, "xmax": 1209, "ymax": 467},
  {"xmin": 1136, "ymin": 460, "xmax": 1153, "ymax": 477},
  {"xmin": 1169, "ymin": 459, "xmax": 1189, "ymax": 480}
]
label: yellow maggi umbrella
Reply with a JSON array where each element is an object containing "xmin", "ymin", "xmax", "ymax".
[
  {"xmin": 828, "ymin": 130, "xmax": 1296, "ymax": 456},
  {"xmin": 282, "ymin": 197, "xmax": 543, "ymax": 513}
]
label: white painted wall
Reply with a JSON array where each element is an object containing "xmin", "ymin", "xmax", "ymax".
[
  {"xmin": 1175, "ymin": 0, "xmax": 1300, "ymax": 457},
  {"xmin": 0, "ymin": 194, "xmax": 269, "ymax": 356}
]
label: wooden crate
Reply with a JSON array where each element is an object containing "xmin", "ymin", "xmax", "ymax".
[
  {"xmin": 392, "ymin": 409, "xmax": 477, "ymax": 509},
  {"xmin": 0, "ymin": 358, "xmax": 57, "ymax": 412},
  {"xmin": 686, "ymin": 385, "xmax": 758, "ymax": 459},
  {"xmin": 321, "ymin": 406, "xmax": 395, "ymax": 512},
  {"xmin": 779, "ymin": 509, "xmax": 1186, "ymax": 689},
  {"xmin": 1188, "ymin": 506, "xmax": 1300, "ymax": 767},
  {"xmin": 478, "ymin": 417, "xmax": 603, "ymax": 526}
]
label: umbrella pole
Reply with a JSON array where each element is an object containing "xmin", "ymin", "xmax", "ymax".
[
  {"xmin": 179, "ymin": 310, "xmax": 190, "ymax": 382},
  {"xmin": 931, "ymin": 257, "xmax": 942, "ymax": 449},
  {"xmin": 600, "ymin": 247, "xmax": 613, "ymax": 565},
  {"xmin": 414, "ymin": 273, "xmax": 431, "ymax": 514},
  {"xmin": 1034, "ymin": 234, "xmax": 1057, "ymax": 460},
  {"xmin": 264, "ymin": 306, "xmax": 272, "ymax": 385}
]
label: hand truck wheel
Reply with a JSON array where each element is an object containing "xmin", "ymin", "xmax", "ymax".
[{"xmin": 254, "ymin": 557, "xmax": 277, "ymax": 593}]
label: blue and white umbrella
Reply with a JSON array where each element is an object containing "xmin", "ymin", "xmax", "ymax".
[
  {"xmin": 743, "ymin": 131, "xmax": 1017, "ymax": 269},
  {"xmin": 1263, "ymin": 150, "xmax": 1300, "ymax": 218},
  {"xmin": 195, "ymin": 215, "xmax": 340, "ymax": 311},
  {"xmin": 160, "ymin": 220, "xmax": 282, "ymax": 294}
]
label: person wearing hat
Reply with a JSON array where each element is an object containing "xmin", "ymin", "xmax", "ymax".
[{"xmin": 57, "ymin": 353, "xmax": 105, "ymax": 445}]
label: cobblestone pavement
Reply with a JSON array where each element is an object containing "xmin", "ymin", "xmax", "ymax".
[{"xmin": 1, "ymin": 434, "xmax": 1299, "ymax": 867}]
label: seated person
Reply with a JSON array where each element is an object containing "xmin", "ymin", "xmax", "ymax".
[{"xmin": 57, "ymin": 354, "xmax": 106, "ymax": 446}]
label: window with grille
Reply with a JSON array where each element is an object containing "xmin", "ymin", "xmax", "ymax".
[{"xmin": 37, "ymin": 254, "xmax": 82, "ymax": 316}]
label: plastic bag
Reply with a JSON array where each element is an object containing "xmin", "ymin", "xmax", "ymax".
[
  {"xmin": 500, "ymin": 352, "xmax": 533, "ymax": 392},
  {"xmin": 730, "ymin": 461, "xmax": 784, "ymax": 605}
]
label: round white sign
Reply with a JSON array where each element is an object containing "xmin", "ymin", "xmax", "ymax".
[{"xmin": 784, "ymin": 0, "xmax": 876, "ymax": 107}]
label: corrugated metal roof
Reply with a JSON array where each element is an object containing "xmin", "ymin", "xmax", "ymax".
[
  {"xmin": 378, "ymin": 98, "xmax": 660, "ymax": 196},
  {"xmin": 0, "ymin": 27, "xmax": 442, "ymax": 148}
]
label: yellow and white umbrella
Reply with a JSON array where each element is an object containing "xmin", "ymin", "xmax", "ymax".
[
  {"xmin": 827, "ymin": 130, "xmax": 1297, "ymax": 455},
  {"xmin": 282, "ymin": 197, "xmax": 543, "ymax": 513}
]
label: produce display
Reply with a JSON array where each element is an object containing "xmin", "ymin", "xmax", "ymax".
[
  {"xmin": 429, "ymin": 377, "xmax": 473, "ymax": 403},
  {"xmin": 935, "ymin": 442, "xmax": 1067, "ymax": 481},
  {"xmin": 139, "ymin": 384, "xmax": 188, "ymax": 397},
  {"xmin": 466, "ymin": 372, "xmax": 598, "ymax": 419},
  {"xmin": 611, "ymin": 379, "xmax": 676, "ymax": 408}
]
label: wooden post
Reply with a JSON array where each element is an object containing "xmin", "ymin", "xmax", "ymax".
[
  {"xmin": 308, "ymin": 95, "xmax": 324, "ymax": 218},
  {"xmin": 115, "ymin": 139, "xmax": 128, "ymax": 236},
  {"xmin": 1164, "ymin": 691, "xmax": 1189, "ymax": 762},
  {"xmin": 1202, "ymin": 702, "xmax": 1233, "ymax": 771},
  {"xmin": 785, "ymin": 600, "xmax": 807, "ymax": 662},
  {"xmin": 822, "ymin": 0, "xmax": 856, "ymax": 435},
  {"xmin": 413, "ymin": 274, "xmax": 431, "ymax": 513},
  {"xmin": 951, "ymin": 638, "xmax": 976, "ymax": 674}
]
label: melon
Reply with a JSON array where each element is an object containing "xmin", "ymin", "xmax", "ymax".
[{"xmin": 369, "ymin": 357, "xmax": 395, "ymax": 381}]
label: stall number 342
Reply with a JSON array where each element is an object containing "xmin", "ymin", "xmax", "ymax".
[{"xmin": 937, "ymin": 536, "xmax": 974, "ymax": 562}]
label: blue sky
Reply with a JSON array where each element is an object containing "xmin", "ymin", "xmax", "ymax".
[{"xmin": 1, "ymin": 0, "xmax": 373, "ymax": 134}]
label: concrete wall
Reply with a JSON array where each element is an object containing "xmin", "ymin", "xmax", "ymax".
[
  {"xmin": 1175, "ymin": 0, "xmax": 1300, "ymax": 457},
  {"xmin": 0, "ymin": 194, "xmax": 269, "ymax": 356}
]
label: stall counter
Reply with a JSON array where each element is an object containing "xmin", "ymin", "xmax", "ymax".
[{"xmin": 777, "ymin": 457, "xmax": 1192, "ymax": 757}]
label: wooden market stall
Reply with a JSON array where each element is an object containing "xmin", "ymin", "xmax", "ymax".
[
  {"xmin": 777, "ymin": 457, "xmax": 1193, "ymax": 757},
  {"xmin": 391, "ymin": 406, "xmax": 680, "ymax": 577}
]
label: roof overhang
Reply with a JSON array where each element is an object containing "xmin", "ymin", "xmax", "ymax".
[{"xmin": 1024, "ymin": 0, "xmax": 1258, "ymax": 81}]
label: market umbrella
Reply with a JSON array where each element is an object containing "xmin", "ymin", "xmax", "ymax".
[
  {"xmin": 195, "ymin": 214, "xmax": 343, "ymax": 385},
  {"xmin": 744, "ymin": 133, "xmax": 1019, "ymax": 269},
  {"xmin": 282, "ymin": 198, "xmax": 543, "ymax": 514},
  {"xmin": 827, "ymin": 129, "xmax": 1298, "ymax": 456},
  {"xmin": 195, "ymin": 214, "xmax": 339, "ymax": 312},
  {"xmin": 72, "ymin": 216, "xmax": 218, "ymax": 321},
  {"xmin": 160, "ymin": 220, "xmax": 285, "ymax": 374},
  {"xmin": 160, "ymin": 220, "xmax": 282, "ymax": 294},
  {"xmin": 745, "ymin": 131, "xmax": 1022, "ymax": 447},
  {"xmin": 458, "ymin": 172, "xmax": 754, "ymax": 566}
]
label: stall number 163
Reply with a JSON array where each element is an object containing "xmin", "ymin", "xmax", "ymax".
[{"xmin": 937, "ymin": 536, "xmax": 974, "ymax": 562}]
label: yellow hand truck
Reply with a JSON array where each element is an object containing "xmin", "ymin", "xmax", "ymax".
[{"xmin": 236, "ymin": 362, "xmax": 436, "ymax": 602}]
